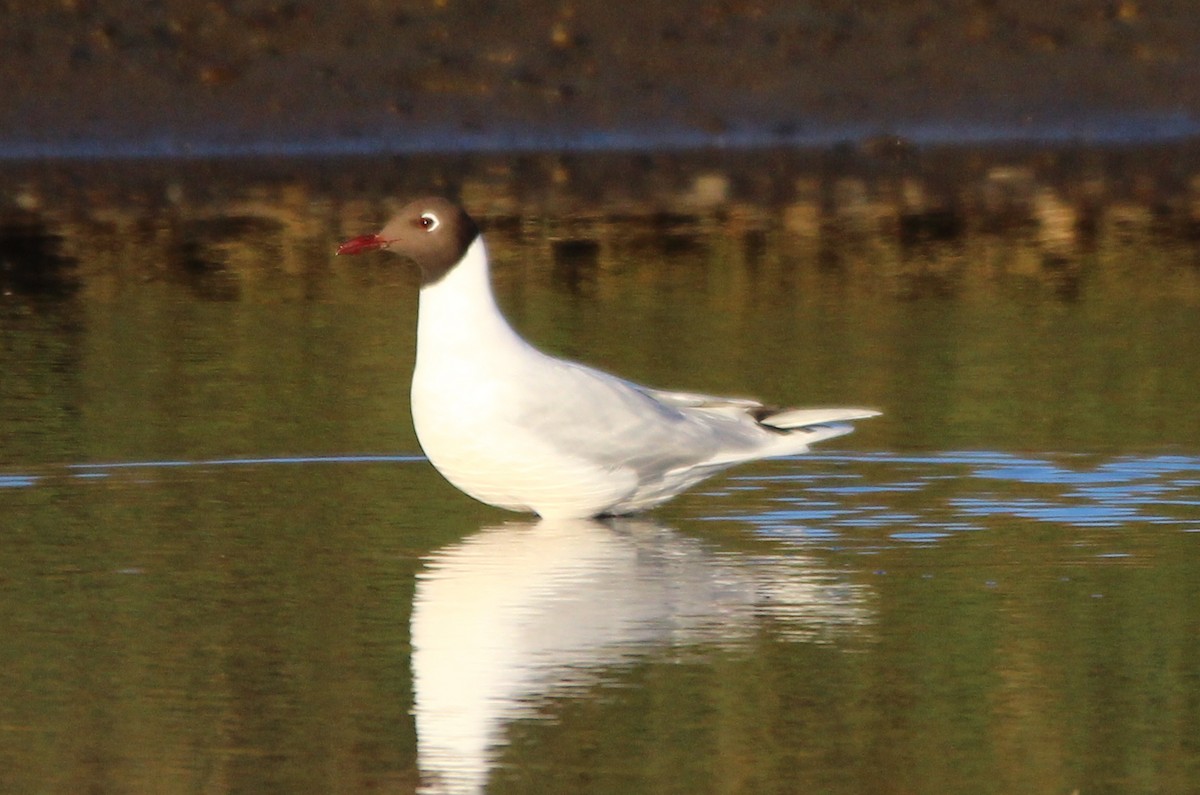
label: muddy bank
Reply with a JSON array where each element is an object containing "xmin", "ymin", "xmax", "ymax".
[{"xmin": 3, "ymin": 1, "xmax": 1200, "ymax": 156}]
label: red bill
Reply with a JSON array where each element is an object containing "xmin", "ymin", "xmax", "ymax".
[{"xmin": 336, "ymin": 234, "xmax": 387, "ymax": 255}]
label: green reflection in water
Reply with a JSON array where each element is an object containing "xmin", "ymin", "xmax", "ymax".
[
  {"xmin": 1, "ymin": 169, "xmax": 1199, "ymax": 794},
  {"xmin": 0, "ymin": 463, "xmax": 435, "ymax": 793}
]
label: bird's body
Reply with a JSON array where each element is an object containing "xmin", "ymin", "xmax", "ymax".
[{"xmin": 339, "ymin": 198, "xmax": 879, "ymax": 519}]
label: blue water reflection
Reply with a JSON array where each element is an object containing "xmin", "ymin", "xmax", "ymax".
[
  {"xmin": 0, "ymin": 454, "xmax": 423, "ymax": 487},
  {"xmin": 7, "ymin": 451, "xmax": 1199, "ymax": 541},
  {"xmin": 716, "ymin": 451, "xmax": 1200, "ymax": 546}
]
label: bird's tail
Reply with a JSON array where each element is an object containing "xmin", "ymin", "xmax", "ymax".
[
  {"xmin": 759, "ymin": 407, "xmax": 880, "ymax": 458},
  {"xmin": 758, "ymin": 407, "xmax": 881, "ymax": 430}
]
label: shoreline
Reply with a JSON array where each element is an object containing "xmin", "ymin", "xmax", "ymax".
[
  {"xmin": 3, "ymin": 139, "xmax": 1199, "ymax": 307},
  {"xmin": 3, "ymin": 112, "xmax": 1200, "ymax": 163},
  {"xmin": 7, "ymin": 138, "xmax": 1200, "ymax": 205}
]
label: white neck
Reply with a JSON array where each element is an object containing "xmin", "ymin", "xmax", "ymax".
[{"xmin": 414, "ymin": 236, "xmax": 532, "ymax": 369}]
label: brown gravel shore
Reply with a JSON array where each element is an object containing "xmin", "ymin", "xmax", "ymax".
[{"xmin": 3, "ymin": 0, "xmax": 1200, "ymax": 156}]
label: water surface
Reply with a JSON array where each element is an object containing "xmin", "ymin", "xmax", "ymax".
[{"xmin": 2, "ymin": 161, "xmax": 1199, "ymax": 793}]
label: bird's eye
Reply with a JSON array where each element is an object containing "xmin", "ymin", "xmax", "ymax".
[{"xmin": 418, "ymin": 212, "xmax": 440, "ymax": 231}]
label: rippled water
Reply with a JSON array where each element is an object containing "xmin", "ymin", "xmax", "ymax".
[
  {"xmin": 3, "ymin": 449, "xmax": 1197, "ymax": 793},
  {"xmin": 2, "ymin": 156, "xmax": 1200, "ymax": 793},
  {"xmin": 718, "ymin": 451, "xmax": 1200, "ymax": 543}
]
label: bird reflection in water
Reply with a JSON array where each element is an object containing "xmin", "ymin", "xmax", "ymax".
[{"xmin": 411, "ymin": 518, "xmax": 871, "ymax": 794}]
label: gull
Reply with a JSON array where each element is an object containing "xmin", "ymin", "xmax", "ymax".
[{"xmin": 338, "ymin": 197, "xmax": 879, "ymax": 519}]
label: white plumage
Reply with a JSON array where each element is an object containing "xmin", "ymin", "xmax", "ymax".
[{"xmin": 340, "ymin": 198, "xmax": 880, "ymax": 519}]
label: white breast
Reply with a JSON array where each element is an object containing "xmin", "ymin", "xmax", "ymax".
[
  {"xmin": 410, "ymin": 238, "xmax": 638, "ymax": 517},
  {"xmin": 411, "ymin": 373, "xmax": 639, "ymax": 517}
]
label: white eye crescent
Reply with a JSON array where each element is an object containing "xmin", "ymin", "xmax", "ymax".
[{"xmin": 419, "ymin": 212, "xmax": 440, "ymax": 231}]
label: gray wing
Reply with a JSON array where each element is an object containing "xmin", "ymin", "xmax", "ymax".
[
  {"xmin": 644, "ymin": 386, "xmax": 880, "ymax": 428},
  {"xmin": 510, "ymin": 359, "xmax": 767, "ymax": 479}
]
